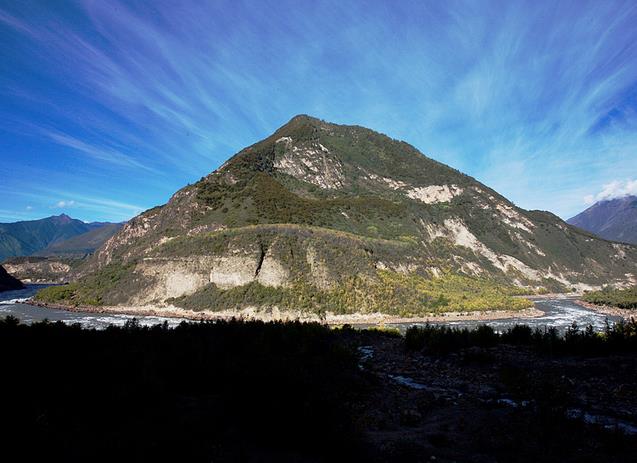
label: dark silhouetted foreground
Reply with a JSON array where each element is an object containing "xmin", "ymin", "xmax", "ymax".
[
  {"xmin": 0, "ymin": 317, "xmax": 365, "ymax": 462},
  {"xmin": 1, "ymin": 317, "xmax": 636, "ymax": 462}
]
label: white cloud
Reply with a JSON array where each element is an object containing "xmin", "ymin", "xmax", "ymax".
[
  {"xmin": 25, "ymin": 205, "xmax": 33, "ymax": 210},
  {"xmin": 54, "ymin": 200, "xmax": 76, "ymax": 208},
  {"xmin": 584, "ymin": 179, "xmax": 637, "ymax": 204}
]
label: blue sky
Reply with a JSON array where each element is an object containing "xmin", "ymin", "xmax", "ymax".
[{"xmin": 1, "ymin": 0, "xmax": 637, "ymax": 223}]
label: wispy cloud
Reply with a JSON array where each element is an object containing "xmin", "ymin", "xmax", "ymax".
[
  {"xmin": 44, "ymin": 130, "xmax": 154, "ymax": 171},
  {"xmin": 0, "ymin": 0, "xmax": 636, "ymax": 220}
]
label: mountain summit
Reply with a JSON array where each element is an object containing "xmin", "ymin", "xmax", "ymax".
[
  {"xmin": 568, "ymin": 195, "xmax": 637, "ymax": 245},
  {"xmin": 44, "ymin": 116, "xmax": 637, "ymax": 315}
]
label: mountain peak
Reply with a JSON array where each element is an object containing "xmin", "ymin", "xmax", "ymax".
[
  {"xmin": 568, "ymin": 195, "xmax": 637, "ymax": 244},
  {"xmin": 288, "ymin": 114, "xmax": 320, "ymax": 123},
  {"xmin": 52, "ymin": 213, "xmax": 73, "ymax": 224}
]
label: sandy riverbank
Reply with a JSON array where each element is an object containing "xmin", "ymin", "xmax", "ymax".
[
  {"xmin": 28, "ymin": 299, "xmax": 545, "ymax": 325},
  {"xmin": 575, "ymin": 300, "xmax": 636, "ymax": 320}
]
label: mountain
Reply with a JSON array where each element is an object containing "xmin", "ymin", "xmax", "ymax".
[
  {"xmin": 0, "ymin": 215, "xmax": 119, "ymax": 261},
  {"xmin": 568, "ymin": 196, "xmax": 637, "ymax": 245},
  {"xmin": 38, "ymin": 115, "xmax": 637, "ymax": 315},
  {"xmin": 0, "ymin": 264, "xmax": 24, "ymax": 292},
  {"xmin": 36, "ymin": 223, "xmax": 123, "ymax": 257}
]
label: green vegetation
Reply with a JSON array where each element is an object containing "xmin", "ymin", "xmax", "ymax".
[
  {"xmin": 405, "ymin": 319, "xmax": 637, "ymax": 354},
  {"xmin": 196, "ymin": 171, "xmax": 420, "ymax": 241},
  {"xmin": 34, "ymin": 263, "xmax": 136, "ymax": 306},
  {"xmin": 169, "ymin": 271, "xmax": 532, "ymax": 316},
  {"xmin": 583, "ymin": 286, "xmax": 637, "ymax": 309}
]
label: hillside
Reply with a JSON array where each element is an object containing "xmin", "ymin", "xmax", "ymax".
[
  {"xmin": 0, "ymin": 264, "xmax": 24, "ymax": 292},
  {"xmin": 0, "ymin": 215, "xmax": 118, "ymax": 261},
  {"xmin": 3, "ymin": 256, "xmax": 80, "ymax": 284},
  {"xmin": 38, "ymin": 116, "xmax": 637, "ymax": 316},
  {"xmin": 36, "ymin": 223, "xmax": 123, "ymax": 257},
  {"xmin": 568, "ymin": 196, "xmax": 637, "ymax": 245}
]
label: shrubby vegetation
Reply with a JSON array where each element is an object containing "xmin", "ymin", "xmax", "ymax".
[
  {"xmin": 405, "ymin": 319, "xmax": 637, "ymax": 354},
  {"xmin": 34, "ymin": 262, "xmax": 136, "ymax": 305},
  {"xmin": 170, "ymin": 271, "xmax": 532, "ymax": 316},
  {"xmin": 196, "ymin": 170, "xmax": 420, "ymax": 241},
  {"xmin": 584, "ymin": 286, "xmax": 637, "ymax": 309}
]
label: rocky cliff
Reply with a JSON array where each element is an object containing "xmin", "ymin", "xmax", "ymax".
[{"xmin": 3, "ymin": 256, "xmax": 77, "ymax": 284}]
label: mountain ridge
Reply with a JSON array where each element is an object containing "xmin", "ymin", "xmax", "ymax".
[
  {"xmin": 40, "ymin": 115, "xmax": 637, "ymax": 315},
  {"xmin": 0, "ymin": 215, "xmax": 120, "ymax": 261},
  {"xmin": 568, "ymin": 195, "xmax": 637, "ymax": 245}
]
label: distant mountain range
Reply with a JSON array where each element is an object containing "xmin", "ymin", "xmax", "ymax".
[
  {"xmin": 0, "ymin": 214, "xmax": 122, "ymax": 261},
  {"xmin": 38, "ymin": 115, "xmax": 637, "ymax": 316},
  {"xmin": 36, "ymin": 223, "xmax": 123, "ymax": 257},
  {"xmin": 568, "ymin": 195, "xmax": 637, "ymax": 245}
]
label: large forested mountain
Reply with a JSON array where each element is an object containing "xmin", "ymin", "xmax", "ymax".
[
  {"xmin": 40, "ymin": 116, "xmax": 637, "ymax": 315},
  {"xmin": 568, "ymin": 196, "xmax": 637, "ymax": 245},
  {"xmin": 0, "ymin": 215, "xmax": 120, "ymax": 261}
]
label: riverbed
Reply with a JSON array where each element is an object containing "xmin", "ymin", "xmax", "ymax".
[{"xmin": 0, "ymin": 285, "xmax": 623, "ymax": 331}]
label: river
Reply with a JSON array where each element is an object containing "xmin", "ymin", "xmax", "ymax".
[
  {"xmin": 395, "ymin": 297, "xmax": 622, "ymax": 333},
  {"xmin": 0, "ymin": 285, "xmax": 188, "ymax": 329},
  {"xmin": 0, "ymin": 285, "xmax": 622, "ymax": 331}
]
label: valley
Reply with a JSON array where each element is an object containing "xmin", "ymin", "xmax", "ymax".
[{"xmin": 0, "ymin": 284, "xmax": 624, "ymax": 332}]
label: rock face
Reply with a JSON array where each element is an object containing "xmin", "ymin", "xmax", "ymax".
[
  {"xmin": 3, "ymin": 257, "xmax": 75, "ymax": 284},
  {"xmin": 0, "ymin": 264, "xmax": 24, "ymax": 292},
  {"xmin": 568, "ymin": 196, "xmax": 637, "ymax": 245},
  {"xmin": 54, "ymin": 115, "xmax": 637, "ymax": 313}
]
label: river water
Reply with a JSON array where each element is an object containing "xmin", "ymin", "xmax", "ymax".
[
  {"xmin": 400, "ymin": 297, "xmax": 623, "ymax": 333},
  {"xmin": 0, "ymin": 285, "xmax": 623, "ymax": 331},
  {"xmin": 0, "ymin": 285, "xmax": 188, "ymax": 329}
]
